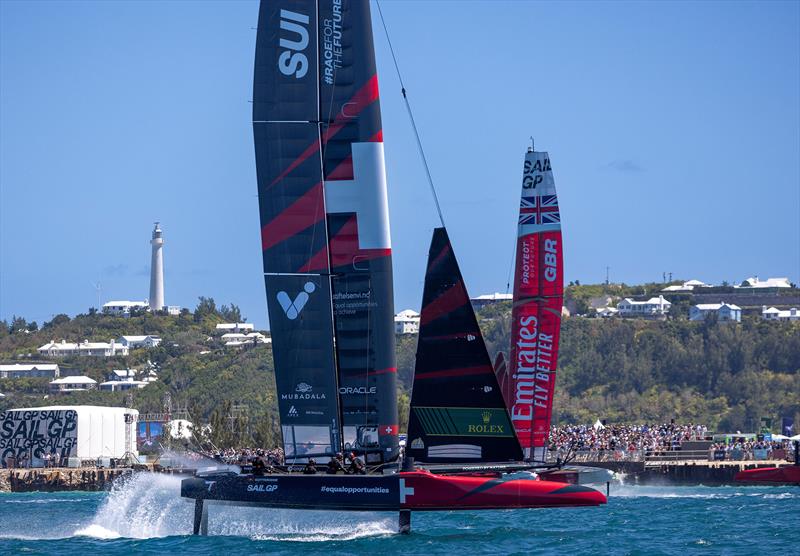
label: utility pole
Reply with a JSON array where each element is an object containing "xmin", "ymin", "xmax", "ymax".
[{"xmin": 605, "ymin": 266, "xmax": 610, "ymax": 285}]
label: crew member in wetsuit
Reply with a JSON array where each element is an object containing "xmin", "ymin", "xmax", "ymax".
[
  {"xmin": 303, "ymin": 458, "xmax": 317, "ymax": 475},
  {"xmin": 347, "ymin": 452, "xmax": 366, "ymax": 475},
  {"xmin": 327, "ymin": 452, "xmax": 346, "ymax": 474}
]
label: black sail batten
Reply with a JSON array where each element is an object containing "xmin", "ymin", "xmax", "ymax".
[
  {"xmin": 407, "ymin": 228, "xmax": 524, "ymax": 464},
  {"xmin": 253, "ymin": 0, "xmax": 398, "ymax": 462}
]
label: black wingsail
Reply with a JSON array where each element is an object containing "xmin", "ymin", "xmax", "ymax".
[
  {"xmin": 253, "ymin": 0, "xmax": 398, "ymax": 462},
  {"xmin": 407, "ymin": 228, "xmax": 523, "ymax": 464}
]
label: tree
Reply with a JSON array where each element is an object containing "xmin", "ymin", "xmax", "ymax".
[
  {"xmin": 194, "ymin": 297, "xmax": 218, "ymax": 322},
  {"xmin": 10, "ymin": 315, "xmax": 27, "ymax": 333},
  {"xmin": 45, "ymin": 314, "xmax": 70, "ymax": 328},
  {"xmin": 219, "ymin": 303, "xmax": 243, "ymax": 323}
]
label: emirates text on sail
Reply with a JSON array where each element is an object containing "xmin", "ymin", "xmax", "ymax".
[{"xmin": 510, "ymin": 315, "xmax": 555, "ymax": 422}]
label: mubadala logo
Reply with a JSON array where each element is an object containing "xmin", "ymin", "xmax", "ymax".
[
  {"xmin": 288, "ymin": 406, "xmax": 298, "ymax": 417},
  {"xmin": 282, "ymin": 383, "xmax": 326, "ymax": 401},
  {"xmin": 277, "ymin": 282, "xmax": 316, "ymax": 320},
  {"xmin": 277, "ymin": 9, "xmax": 310, "ymax": 79},
  {"xmin": 339, "ymin": 386, "xmax": 377, "ymax": 395},
  {"xmin": 247, "ymin": 483, "xmax": 278, "ymax": 493}
]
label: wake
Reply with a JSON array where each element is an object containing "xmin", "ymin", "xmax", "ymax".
[
  {"xmin": 609, "ymin": 483, "xmax": 799, "ymax": 499},
  {"xmin": 75, "ymin": 472, "xmax": 395, "ymax": 540}
]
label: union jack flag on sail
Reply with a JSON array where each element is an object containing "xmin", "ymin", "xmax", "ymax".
[{"xmin": 519, "ymin": 195, "xmax": 560, "ymax": 226}]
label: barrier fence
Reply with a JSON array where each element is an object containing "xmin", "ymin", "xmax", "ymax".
[{"xmin": 547, "ymin": 448, "xmax": 794, "ymax": 464}]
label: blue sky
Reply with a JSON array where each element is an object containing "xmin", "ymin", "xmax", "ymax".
[{"xmin": 1, "ymin": 0, "xmax": 798, "ymax": 329}]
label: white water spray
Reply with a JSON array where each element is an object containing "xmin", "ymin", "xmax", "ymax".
[{"xmin": 74, "ymin": 472, "xmax": 395, "ymax": 540}]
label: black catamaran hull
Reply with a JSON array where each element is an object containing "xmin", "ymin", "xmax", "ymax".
[{"xmin": 181, "ymin": 470, "xmax": 606, "ymax": 534}]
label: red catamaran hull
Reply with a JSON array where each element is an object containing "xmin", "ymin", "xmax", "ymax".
[
  {"xmin": 400, "ymin": 470, "xmax": 606, "ymax": 509},
  {"xmin": 181, "ymin": 469, "xmax": 606, "ymax": 512},
  {"xmin": 734, "ymin": 466, "xmax": 800, "ymax": 485}
]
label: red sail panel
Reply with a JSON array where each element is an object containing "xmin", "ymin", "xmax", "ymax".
[{"xmin": 507, "ymin": 150, "xmax": 564, "ymax": 460}]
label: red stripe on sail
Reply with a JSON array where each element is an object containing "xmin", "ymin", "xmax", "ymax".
[
  {"xmin": 414, "ymin": 365, "xmax": 493, "ymax": 380},
  {"xmin": 325, "ymin": 155, "xmax": 353, "ymax": 181},
  {"xmin": 427, "ymin": 243, "xmax": 451, "ymax": 271},
  {"xmin": 296, "ymin": 246, "xmax": 330, "ymax": 274},
  {"xmin": 268, "ymin": 137, "xmax": 322, "ymax": 189},
  {"xmin": 298, "ymin": 214, "xmax": 391, "ymax": 273},
  {"xmin": 329, "ymin": 215, "xmax": 391, "ymax": 268},
  {"xmin": 269, "ymin": 76, "xmax": 381, "ymax": 189},
  {"xmin": 351, "ymin": 367, "xmax": 397, "ymax": 379},
  {"xmin": 260, "ymin": 183, "xmax": 325, "ymax": 251},
  {"xmin": 420, "ymin": 280, "xmax": 468, "ymax": 325}
]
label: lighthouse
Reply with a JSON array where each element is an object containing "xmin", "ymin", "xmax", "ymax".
[{"xmin": 149, "ymin": 223, "xmax": 165, "ymax": 311}]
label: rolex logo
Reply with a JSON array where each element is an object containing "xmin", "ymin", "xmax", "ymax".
[{"xmin": 482, "ymin": 411, "xmax": 492, "ymax": 424}]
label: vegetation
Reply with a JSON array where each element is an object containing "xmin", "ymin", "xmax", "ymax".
[{"xmin": 2, "ymin": 293, "xmax": 799, "ymax": 449}]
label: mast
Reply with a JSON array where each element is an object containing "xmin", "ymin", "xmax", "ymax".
[
  {"xmin": 253, "ymin": 0, "xmax": 398, "ymax": 462},
  {"xmin": 505, "ymin": 146, "xmax": 564, "ymax": 462}
]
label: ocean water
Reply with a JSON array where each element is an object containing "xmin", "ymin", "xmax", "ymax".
[{"xmin": 0, "ymin": 474, "xmax": 797, "ymax": 555}]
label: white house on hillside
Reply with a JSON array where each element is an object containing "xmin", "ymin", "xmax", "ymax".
[
  {"xmin": 394, "ymin": 309, "xmax": 421, "ymax": 334},
  {"xmin": 617, "ymin": 295, "xmax": 671, "ymax": 318},
  {"xmin": 38, "ymin": 340, "xmax": 129, "ymax": 357},
  {"xmin": 662, "ymin": 279, "xmax": 711, "ymax": 292},
  {"xmin": 222, "ymin": 332, "xmax": 271, "ymax": 347},
  {"xmin": 761, "ymin": 306, "xmax": 800, "ymax": 321},
  {"xmin": 736, "ymin": 277, "xmax": 792, "ymax": 290},
  {"xmin": 470, "ymin": 293, "xmax": 513, "ymax": 310},
  {"xmin": 215, "ymin": 323, "xmax": 255, "ymax": 333},
  {"xmin": 49, "ymin": 376, "xmax": 97, "ymax": 393},
  {"xmin": 594, "ymin": 307, "xmax": 619, "ymax": 318},
  {"xmin": 117, "ymin": 335, "xmax": 162, "ymax": 349},
  {"xmin": 103, "ymin": 300, "xmax": 149, "ymax": 316},
  {"xmin": 0, "ymin": 363, "xmax": 60, "ymax": 379},
  {"xmin": 689, "ymin": 302, "xmax": 741, "ymax": 323}
]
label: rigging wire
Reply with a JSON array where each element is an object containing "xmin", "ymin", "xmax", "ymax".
[{"xmin": 375, "ymin": 0, "xmax": 446, "ymax": 229}]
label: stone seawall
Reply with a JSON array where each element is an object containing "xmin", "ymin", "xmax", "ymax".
[
  {"xmin": 0, "ymin": 468, "xmax": 132, "ymax": 492},
  {"xmin": 581, "ymin": 460, "xmax": 793, "ymax": 485}
]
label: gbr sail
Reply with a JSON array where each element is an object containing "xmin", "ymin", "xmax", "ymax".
[
  {"xmin": 253, "ymin": 0, "xmax": 398, "ymax": 462},
  {"xmin": 506, "ymin": 148, "xmax": 564, "ymax": 461}
]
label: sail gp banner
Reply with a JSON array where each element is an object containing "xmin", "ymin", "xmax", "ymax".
[{"xmin": 0, "ymin": 409, "xmax": 78, "ymax": 460}]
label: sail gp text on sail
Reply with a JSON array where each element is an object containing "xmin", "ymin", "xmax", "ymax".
[
  {"xmin": 511, "ymin": 315, "xmax": 555, "ymax": 422},
  {"xmin": 322, "ymin": 0, "xmax": 344, "ymax": 84}
]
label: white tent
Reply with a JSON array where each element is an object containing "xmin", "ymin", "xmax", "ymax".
[{"xmin": 593, "ymin": 419, "xmax": 605, "ymax": 431}]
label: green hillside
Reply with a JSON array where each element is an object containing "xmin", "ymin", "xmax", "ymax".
[{"xmin": 2, "ymin": 294, "xmax": 799, "ymax": 448}]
